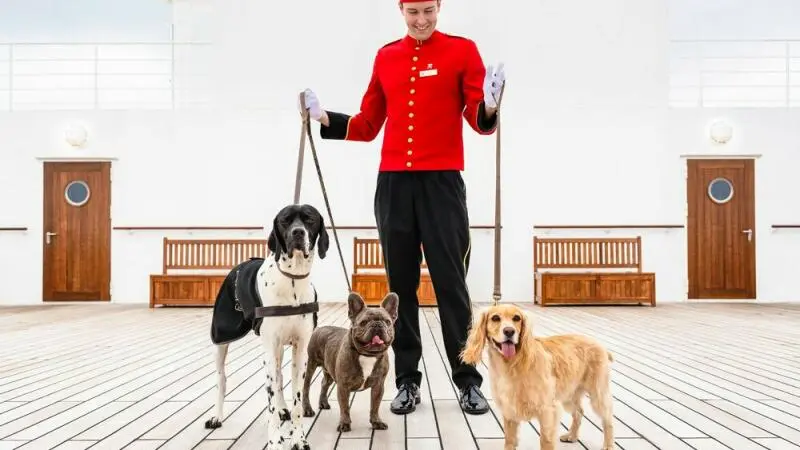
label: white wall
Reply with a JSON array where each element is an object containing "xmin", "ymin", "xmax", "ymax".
[
  {"xmin": 669, "ymin": 108, "xmax": 800, "ymax": 302},
  {"xmin": 0, "ymin": 109, "xmax": 499, "ymax": 304},
  {"xmin": 0, "ymin": 0, "xmax": 171, "ymax": 42},
  {"xmin": 0, "ymin": 0, "xmax": 669, "ymax": 304},
  {"xmin": 4, "ymin": 0, "xmax": 799, "ymax": 305},
  {"xmin": 669, "ymin": 0, "xmax": 800, "ymax": 40}
]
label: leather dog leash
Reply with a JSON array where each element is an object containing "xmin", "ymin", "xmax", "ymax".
[
  {"xmin": 295, "ymin": 93, "xmax": 352, "ymax": 293},
  {"xmin": 492, "ymin": 81, "xmax": 506, "ymax": 306}
]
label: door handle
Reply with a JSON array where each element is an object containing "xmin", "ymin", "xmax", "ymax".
[
  {"xmin": 45, "ymin": 231, "xmax": 57, "ymax": 245},
  {"xmin": 742, "ymin": 229, "xmax": 752, "ymax": 242}
]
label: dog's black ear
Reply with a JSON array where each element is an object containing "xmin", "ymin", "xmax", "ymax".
[
  {"xmin": 316, "ymin": 214, "xmax": 329, "ymax": 259},
  {"xmin": 381, "ymin": 292, "xmax": 399, "ymax": 322},
  {"xmin": 267, "ymin": 230, "xmax": 280, "ymax": 262},
  {"xmin": 267, "ymin": 216, "xmax": 286, "ymax": 262},
  {"xmin": 347, "ymin": 292, "xmax": 366, "ymax": 320}
]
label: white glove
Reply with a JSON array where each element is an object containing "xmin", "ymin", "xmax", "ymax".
[
  {"xmin": 300, "ymin": 88, "xmax": 323, "ymax": 121},
  {"xmin": 483, "ymin": 63, "xmax": 505, "ymax": 109}
]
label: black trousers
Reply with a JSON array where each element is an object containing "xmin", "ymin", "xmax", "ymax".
[{"xmin": 373, "ymin": 170, "xmax": 482, "ymax": 391}]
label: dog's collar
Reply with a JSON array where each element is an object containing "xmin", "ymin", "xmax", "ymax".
[
  {"xmin": 254, "ymin": 301, "xmax": 319, "ymax": 319},
  {"xmin": 278, "ymin": 266, "xmax": 310, "ymax": 280}
]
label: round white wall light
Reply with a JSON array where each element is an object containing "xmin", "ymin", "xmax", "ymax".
[
  {"xmin": 709, "ymin": 119, "xmax": 733, "ymax": 144},
  {"xmin": 64, "ymin": 124, "xmax": 88, "ymax": 147}
]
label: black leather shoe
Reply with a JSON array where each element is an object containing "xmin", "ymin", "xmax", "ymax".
[
  {"xmin": 459, "ymin": 384, "xmax": 489, "ymax": 415},
  {"xmin": 390, "ymin": 383, "xmax": 421, "ymax": 415}
]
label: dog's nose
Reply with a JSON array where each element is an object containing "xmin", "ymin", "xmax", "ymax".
[
  {"xmin": 292, "ymin": 228, "xmax": 305, "ymax": 239},
  {"xmin": 503, "ymin": 327, "xmax": 515, "ymax": 338}
]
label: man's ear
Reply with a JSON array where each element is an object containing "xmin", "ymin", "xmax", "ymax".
[
  {"xmin": 267, "ymin": 216, "xmax": 286, "ymax": 262},
  {"xmin": 316, "ymin": 215, "xmax": 329, "ymax": 259}
]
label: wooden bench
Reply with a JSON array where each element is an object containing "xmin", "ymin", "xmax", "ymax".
[
  {"xmin": 351, "ymin": 238, "xmax": 437, "ymax": 307},
  {"xmin": 533, "ymin": 236, "xmax": 656, "ymax": 306},
  {"xmin": 150, "ymin": 237, "xmax": 268, "ymax": 307}
]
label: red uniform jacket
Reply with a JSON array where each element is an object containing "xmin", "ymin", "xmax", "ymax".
[{"xmin": 320, "ymin": 30, "xmax": 497, "ymax": 172}]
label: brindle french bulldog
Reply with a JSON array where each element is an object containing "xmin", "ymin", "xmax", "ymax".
[{"xmin": 301, "ymin": 291, "xmax": 399, "ymax": 432}]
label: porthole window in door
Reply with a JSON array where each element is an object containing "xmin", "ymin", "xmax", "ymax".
[
  {"xmin": 707, "ymin": 177, "xmax": 733, "ymax": 204},
  {"xmin": 65, "ymin": 180, "xmax": 91, "ymax": 207}
]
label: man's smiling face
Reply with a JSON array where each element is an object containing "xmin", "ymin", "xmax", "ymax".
[{"xmin": 399, "ymin": 0, "xmax": 440, "ymax": 41}]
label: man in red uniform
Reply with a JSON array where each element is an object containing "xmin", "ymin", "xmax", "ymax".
[{"xmin": 301, "ymin": 0, "xmax": 505, "ymax": 416}]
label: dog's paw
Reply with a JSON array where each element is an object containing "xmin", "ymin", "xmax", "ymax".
[
  {"xmin": 290, "ymin": 435, "xmax": 311, "ymax": 450},
  {"xmin": 337, "ymin": 422, "xmax": 351, "ymax": 432},
  {"xmin": 279, "ymin": 408, "xmax": 291, "ymax": 422},
  {"xmin": 265, "ymin": 438, "xmax": 285, "ymax": 450},
  {"xmin": 318, "ymin": 400, "xmax": 331, "ymax": 410},
  {"xmin": 559, "ymin": 433, "xmax": 578, "ymax": 443},
  {"xmin": 371, "ymin": 420, "xmax": 388, "ymax": 430},
  {"xmin": 203, "ymin": 417, "xmax": 222, "ymax": 429},
  {"xmin": 303, "ymin": 405, "xmax": 316, "ymax": 417}
]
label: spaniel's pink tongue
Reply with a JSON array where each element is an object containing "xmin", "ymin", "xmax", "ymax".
[
  {"xmin": 371, "ymin": 335, "xmax": 384, "ymax": 346},
  {"xmin": 501, "ymin": 342, "xmax": 516, "ymax": 358}
]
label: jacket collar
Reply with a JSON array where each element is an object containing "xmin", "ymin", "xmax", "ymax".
[{"xmin": 403, "ymin": 29, "xmax": 443, "ymax": 48}]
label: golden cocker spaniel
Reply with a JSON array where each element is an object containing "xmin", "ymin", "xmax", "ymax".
[{"xmin": 461, "ymin": 304, "xmax": 615, "ymax": 450}]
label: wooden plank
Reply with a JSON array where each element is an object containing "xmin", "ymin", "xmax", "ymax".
[{"xmin": 1, "ymin": 302, "xmax": 800, "ymax": 449}]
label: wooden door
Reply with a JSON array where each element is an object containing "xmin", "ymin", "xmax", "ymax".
[
  {"xmin": 687, "ymin": 159, "xmax": 756, "ymax": 299},
  {"xmin": 43, "ymin": 162, "xmax": 111, "ymax": 301}
]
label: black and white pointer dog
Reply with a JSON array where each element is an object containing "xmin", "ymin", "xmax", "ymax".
[{"xmin": 204, "ymin": 203, "xmax": 329, "ymax": 450}]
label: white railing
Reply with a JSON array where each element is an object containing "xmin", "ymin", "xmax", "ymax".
[
  {"xmin": 1, "ymin": 40, "xmax": 797, "ymax": 110},
  {"xmin": 670, "ymin": 39, "xmax": 800, "ymax": 108},
  {"xmin": 0, "ymin": 41, "xmax": 211, "ymax": 111}
]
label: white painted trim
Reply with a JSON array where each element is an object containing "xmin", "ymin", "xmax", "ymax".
[
  {"xmin": 35, "ymin": 156, "xmax": 119, "ymax": 161},
  {"xmin": 686, "ymin": 299, "xmax": 757, "ymax": 303},
  {"xmin": 679, "ymin": 154, "xmax": 762, "ymax": 159}
]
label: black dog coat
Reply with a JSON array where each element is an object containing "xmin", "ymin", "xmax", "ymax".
[{"xmin": 209, "ymin": 257, "xmax": 318, "ymax": 345}]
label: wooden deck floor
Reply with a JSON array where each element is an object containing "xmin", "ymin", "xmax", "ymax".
[{"xmin": 1, "ymin": 301, "xmax": 799, "ymax": 449}]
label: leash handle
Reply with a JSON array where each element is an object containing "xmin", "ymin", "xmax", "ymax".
[
  {"xmin": 294, "ymin": 93, "xmax": 309, "ymax": 204},
  {"xmin": 295, "ymin": 90, "xmax": 353, "ymax": 293},
  {"xmin": 491, "ymin": 81, "xmax": 505, "ymax": 306}
]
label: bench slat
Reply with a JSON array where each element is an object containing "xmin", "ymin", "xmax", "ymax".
[
  {"xmin": 533, "ymin": 237, "xmax": 642, "ymax": 270},
  {"xmin": 162, "ymin": 238, "xmax": 268, "ymax": 272},
  {"xmin": 352, "ymin": 238, "xmax": 428, "ymax": 272},
  {"xmin": 351, "ymin": 237, "xmax": 435, "ymax": 306}
]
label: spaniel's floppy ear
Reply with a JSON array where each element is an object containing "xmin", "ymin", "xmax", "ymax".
[
  {"xmin": 267, "ymin": 216, "xmax": 286, "ymax": 262},
  {"xmin": 460, "ymin": 308, "xmax": 489, "ymax": 365},
  {"xmin": 316, "ymin": 214, "xmax": 330, "ymax": 259},
  {"xmin": 512, "ymin": 310, "xmax": 535, "ymax": 367},
  {"xmin": 519, "ymin": 310, "xmax": 533, "ymax": 343}
]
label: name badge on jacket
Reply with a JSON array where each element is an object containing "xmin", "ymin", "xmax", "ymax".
[{"xmin": 419, "ymin": 68, "xmax": 438, "ymax": 77}]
